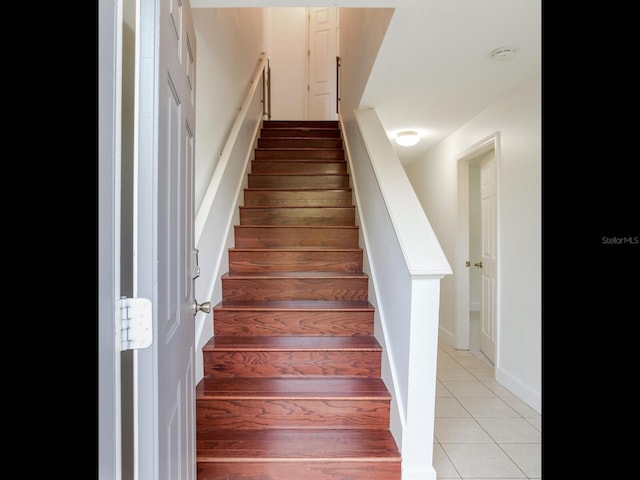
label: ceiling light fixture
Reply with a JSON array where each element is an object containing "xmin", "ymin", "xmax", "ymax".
[{"xmin": 395, "ymin": 130, "xmax": 420, "ymax": 147}]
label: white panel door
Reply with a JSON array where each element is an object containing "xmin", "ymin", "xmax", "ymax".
[
  {"xmin": 135, "ymin": 0, "xmax": 197, "ymax": 478},
  {"xmin": 479, "ymin": 153, "xmax": 497, "ymax": 364},
  {"xmin": 307, "ymin": 7, "xmax": 338, "ymax": 120}
]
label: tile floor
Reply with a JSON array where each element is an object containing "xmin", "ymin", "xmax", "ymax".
[{"xmin": 433, "ymin": 342, "xmax": 542, "ymax": 479}]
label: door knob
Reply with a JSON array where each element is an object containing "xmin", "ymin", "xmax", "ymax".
[
  {"xmin": 193, "ymin": 300, "xmax": 211, "ymax": 315},
  {"xmin": 474, "ymin": 261, "xmax": 483, "ymax": 268}
]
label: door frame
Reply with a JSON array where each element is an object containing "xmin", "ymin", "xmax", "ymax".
[
  {"xmin": 455, "ymin": 132, "xmax": 500, "ymax": 360},
  {"xmin": 98, "ymin": 0, "xmax": 122, "ymax": 477}
]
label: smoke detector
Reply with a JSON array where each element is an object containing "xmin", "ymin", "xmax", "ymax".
[{"xmin": 491, "ymin": 47, "xmax": 517, "ymax": 62}]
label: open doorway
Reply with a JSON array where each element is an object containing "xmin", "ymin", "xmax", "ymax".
[{"xmin": 455, "ymin": 133, "xmax": 499, "ymax": 364}]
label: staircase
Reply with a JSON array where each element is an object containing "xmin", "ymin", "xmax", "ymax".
[{"xmin": 196, "ymin": 120, "xmax": 401, "ymax": 480}]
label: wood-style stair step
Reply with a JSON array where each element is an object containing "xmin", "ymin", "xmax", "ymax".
[
  {"xmin": 262, "ymin": 120, "xmax": 339, "ymax": 129},
  {"xmin": 255, "ymin": 148, "xmax": 344, "ymax": 160},
  {"xmin": 221, "ymin": 271, "xmax": 368, "ymax": 301},
  {"xmin": 213, "ymin": 300, "xmax": 374, "ymax": 336},
  {"xmin": 203, "ymin": 336, "xmax": 382, "ymax": 378},
  {"xmin": 239, "ymin": 205, "xmax": 355, "ymax": 225},
  {"xmin": 228, "ymin": 247, "xmax": 363, "ymax": 273},
  {"xmin": 259, "ymin": 127, "xmax": 341, "ymax": 138},
  {"xmin": 196, "ymin": 429, "xmax": 401, "ymax": 480},
  {"xmin": 248, "ymin": 173, "xmax": 350, "ymax": 189},
  {"xmin": 196, "ymin": 377, "xmax": 391, "ymax": 429},
  {"xmin": 244, "ymin": 188, "xmax": 353, "ymax": 207},
  {"xmin": 258, "ymin": 137, "xmax": 343, "ymax": 149},
  {"xmin": 251, "ymin": 160, "xmax": 347, "ymax": 174},
  {"xmin": 233, "ymin": 225, "xmax": 360, "ymax": 248}
]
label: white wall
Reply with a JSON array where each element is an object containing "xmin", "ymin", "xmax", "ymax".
[
  {"xmin": 265, "ymin": 8, "xmax": 307, "ymax": 119},
  {"xmin": 193, "ymin": 8, "xmax": 265, "ymax": 212},
  {"xmin": 338, "ymin": 7, "xmax": 393, "ymax": 119},
  {"xmin": 404, "ymin": 73, "xmax": 541, "ymax": 413}
]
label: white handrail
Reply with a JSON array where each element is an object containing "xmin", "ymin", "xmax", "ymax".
[{"xmin": 195, "ymin": 53, "xmax": 268, "ymax": 244}]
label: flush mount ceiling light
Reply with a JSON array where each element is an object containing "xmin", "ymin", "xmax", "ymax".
[
  {"xmin": 395, "ymin": 130, "xmax": 420, "ymax": 147},
  {"xmin": 491, "ymin": 46, "xmax": 517, "ymax": 62}
]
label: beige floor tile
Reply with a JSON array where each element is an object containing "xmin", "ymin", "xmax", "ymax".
[
  {"xmin": 442, "ymin": 443, "xmax": 526, "ymax": 478},
  {"xmin": 476, "ymin": 417, "xmax": 542, "ymax": 443},
  {"xmin": 454, "ymin": 356, "xmax": 493, "ymax": 369},
  {"xmin": 435, "ymin": 397, "xmax": 471, "ymax": 417},
  {"xmin": 437, "ymin": 368, "xmax": 478, "ymax": 381},
  {"xmin": 433, "ymin": 443, "xmax": 461, "ymax": 478},
  {"xmin": 436, "ymin": 380, "xmax": 454, "ymax": 398},
  {"xmin": 481, "ymin": 379, "xmax": 517, "ymax": 397},
  {"xmin": 437, "ymin": 357, "xmax": 462, "ymax": 369},
  {"xmin": 456, "ymin": 397, "xmax": 520, "ymax": 417},
  {"xmin": 502, "ymin": 396, "xmax": 540, "ymax": 417},
  {"xmin": 525, "ymin": 415, "xmax": 541, "ymax": 431},
  {"xmin": 465, "ymin": 366, "xmax": 494, "ymax": 379},
  {"xmin": 442, "ymin": 380, "xmax": 497, "ymax": 398},
  {"xmin": 500, "ymin": 443, "xmax": 541, "ymax": 478},
  {"xmin": 434, "ymin": 418, "xmax": 494, "ymax": 444}
]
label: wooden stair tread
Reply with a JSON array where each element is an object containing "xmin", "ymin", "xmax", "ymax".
[
  {"xmin": 214, "ymin": 300, "xmax": 373, "ymax": 311},
  {"xmin": 239, "ymin": 205, "xmax": 353, "ymax": 208},
  {"xmin": 196, "ymin": 377, "xmax": 391, "ymax": 399},
  {"xmin": 197, "ymin": 429, "xmax": 400, "ymax": 461},
  {"xmin": 245, "ymin": 187, "xmax": 351, "ymax": 191},
  {"xmin": 235, "ymin": 225, "xmax": 358, "ymax": 229},
  {"xmin": 222, "ymin": 271, "xmax": 366, "ymax": 278},
  {"xmin": 203, "ymin": 335, "xmax": 381, "ymax": 352},
  {"xmin": 256, "ymin": 147, "xmax": 344, "ymax": 151},
  {"xmin": 228, "ymin": 247, "xmax": 362, "ymax": 252},
  {"xmin": 249, "ymin": 172, "xmax": 347, "ymax": 175}
]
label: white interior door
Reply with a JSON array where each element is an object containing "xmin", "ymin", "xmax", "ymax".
[
  {"xmin": 307, "ymin": 7, "xmax": 338, "ymax": 120},
  {"xmin": 135, "ymin": 0, "xmax": 197, "ymax": 478},
  {"xmin": 479, "ymin": 153, "xmax": 497, "ymax": 363}
]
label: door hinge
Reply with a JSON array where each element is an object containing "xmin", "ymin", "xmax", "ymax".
[{"xmin": 119, "ymin": 297, "xmax": 153, "ymax": 351}]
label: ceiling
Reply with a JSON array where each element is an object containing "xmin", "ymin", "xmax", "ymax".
[{"xmin": 192, "ymin": 0, "xmax": 542, "ymax": 166}]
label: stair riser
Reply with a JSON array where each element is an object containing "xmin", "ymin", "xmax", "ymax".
[
  {"xmin": 213, "ymin": 310, "xmax": 374, "ymax": 336},
  {"xmin": 196, "ymin": 399, "xmax": 390, "ymax": 429},
  {"xmin": 248, "ymin": 174, "xmax": 350, "ymax": 189},
  {"xmin": 197, "ymin": 461, "xmax": 401, "ymax": 480},
  {"xmin": 260, "ymin": 128, "xmax": 341, "ymax": 138},
  {"xmin": 244, "ymin": 190, "xmax": 352, "ymax": 207},
  {"xmin": 203, "ymin": 351, "xmax": 382, "ymax": 377},
  {"xmin": 258, "ymin": 138, "xmax": 343, "ymax": 149},
  {"xmin": 228, "ymin": 250, "xmax": 363, "ymax": 273},
  {"xmin": 240, "ymin": 207, "xmax": 355, "ymax": 226},
  {"xmin": 234, "ymin": 226, "xmax": 359, "ymax": 248},
  {"xmin": 221, "ymin": 277, "xmax": 368, "ymax": 301},
  {"xmin": 255, "ymin": 149, "xmax": 344, "ymax": 160},
  {"xmin": 251, "ymin": 160, "xmax": 347, "ymax": 174},
  {"xmin": 263, "ymin": 120, "xmax": 339, "ymax": 129}
]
